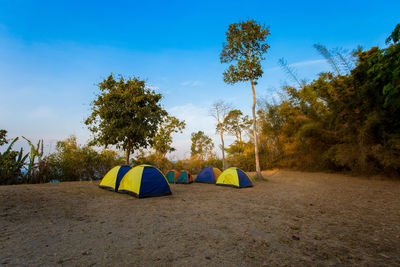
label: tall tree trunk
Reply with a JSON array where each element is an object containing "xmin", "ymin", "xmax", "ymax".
[
  {"xmin": 220, "ymin": 125, "xmax": 225, "ymax": 170},
  {"xmin": 239, "ymin": 132, "xmax": 242, "ymax": 154},
  {"xmin": 125, "ymin": 147, "xmax": 131, "ymax": 165},
  {"xmin": 250, "ymin": 78, "xmax": 263, "ymax": 180}
]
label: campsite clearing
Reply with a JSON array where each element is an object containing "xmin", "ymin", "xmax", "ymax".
[{"xmin": 1, "ymin": 170, "xmax": 400, "ymax": 266}]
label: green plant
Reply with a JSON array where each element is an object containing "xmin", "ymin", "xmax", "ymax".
[
  {"xmin": 22, "ymin": 137, "xmax": 44, "ymax": 183},
  {"xmin": 0, "ymin": 135, "xmax": 29, "ymax": 185}
]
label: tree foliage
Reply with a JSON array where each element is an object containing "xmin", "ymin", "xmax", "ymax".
[
  {"xmin": 209, "ymin": 101, "xmax": 231, "ymax": 169},
  {"xmin": 190, "ymin": 131, "xmax": 214, "ymax": 161},
  {"xmin": 0, "ymin": 129, "xmax": 7, "ymax": 146},
  {"xmin": 386, "ymin": 23, "xmax": 400, "ymax": 44},
  {"xmin": 0, "ymin": 132, "xmax": 53, "ymax": 184},
  {"xmin": 47, "ymin": 136, "xmax": 123, "ymax": 181},
  {"xmin": 220, "ymin": 20, "xmax": 271, "ymax": 84},
  {"xmin": 224, "ymin": 109, "xmax": 249, "ymax": 142},
  {"xmin": 0, "ymin": 131, "xmax": 28, "ymax": 185},
  {"xmin": 253, "ymin": 26, "xmax": 400, "ymax": 175},
  {"xmin": 152, "ymin": 115, "xmax": 186, "ymax": 158},
  {"xmin": 222, "ymin": 24, "xmax": 400, "ymax": 176},
  {"xmin": 85, "ymin": 74, "xmax": 167, "ymax": 164}
]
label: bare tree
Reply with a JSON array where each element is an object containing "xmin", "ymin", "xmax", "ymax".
[
  {"xmin": 278, "ymin": 58, "xmax": 305, "ymax": 88},
  {"xmin": 332, "ymin": 47, "xmax": 355, "ymax": 74},
  {"xmin": 209, "ymin": 101, "xmax": 232, "ymax": 170},
  {"xmin": 314, "ymin": 44, "xmax": 355, "ymax": 75},
  {"xmin": 314, "ymin": 43, "xmax": 342, "ymax": 75}
]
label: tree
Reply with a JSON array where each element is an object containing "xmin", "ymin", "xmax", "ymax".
[
  {"xmin": 313, "ymin": 44, "xmax": 354, "ymax": 75},
  {"xmin": 0, "ymin": 129, "xmax": 7, "ymax": 146},
  {"xmin": 152, "ymin": 115, "xmax": 186, "ymax": 158},
  {"xmin": 85, "ymin": 74, "xmax": 167, "ymax": 164},
  {"xmin": 220, "ymin": 19, "xmax": 271, "ymax": 179},
  {"xmin": 224, "ymin": 109, "xmax": 245, "ymax": 142},
  {"xmin": 314, "ymin": 44, "xmax": 342, "ymax": 75},
  {"xmin": 47, "ymin": 135, "xmax": 123, "ymax": 181},
  {"xmin": 278, "ymin": 58, "xmax": 305, "ymax": 88},
  {"xmin": 386, "ymin": 23, "xmax": 400, "ymax": 45},
  {"xmin": 224, "ymin": 109, "xmax": 249, "ymax": 154},
  {"xmin": 0, "ymin": 131, "xmax": 28, "ymax": 185},
  {"xmin": 190, "ymin": 131, "xmax": 214, "ymax": 161},
  {"xmin": 209, "ymin": 101, "xmax": 231, "ymax": 170}
]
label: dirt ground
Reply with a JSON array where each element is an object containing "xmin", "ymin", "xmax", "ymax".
[{"xmin": 1, "ymin": 170, "xmax": 400, "ymax": 266}]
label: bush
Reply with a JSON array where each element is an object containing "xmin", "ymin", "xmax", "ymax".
[
  {"xmin": 47, "ymin": 136, "xmax": 124, "ymax": 181},
  {"xmin": 0, "ymin": 131, "xmax": 28, "ymax": 185}
]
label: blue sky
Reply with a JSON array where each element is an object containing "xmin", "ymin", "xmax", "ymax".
[{"xmin": 0, "ymin": 0, "xmax": 399, "ymax": 159}]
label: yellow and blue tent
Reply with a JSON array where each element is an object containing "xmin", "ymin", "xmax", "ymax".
[
  {"xmin": 195, "ymin": 167, "xmax": 221, "ymax": 184},
  {"xmin": 99, "ymin": 165, "xmax": 132, "ymax": 191},
  {"xmin": 216, "ymin": 167, "xmax": 253, "ymax": 188},
  {"xmin": 118, "ymin": 165, "xmax": 172, "ymax": 198}
]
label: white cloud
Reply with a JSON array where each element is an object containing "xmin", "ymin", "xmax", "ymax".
[
  {"xmin": 28, "ymin": 106, "xmax": 58, "ymax": 120},
  {"xmin": 290, "ymin": 59, "xmax": 326, "ymax": 67},
  {"xmin": 266, "ymin": 59, "xmax": 327, "ymax": 72},
  {"xmin": 180, "ymin": 80, "xmax": 202, "ymax": 87},
  {"xmin": 167, "ymin": 103, "xmax": 225, "ymax": 159},
  {"xmin": 169, "ymin": 103, "xmax": 214, "ymax": 135}
]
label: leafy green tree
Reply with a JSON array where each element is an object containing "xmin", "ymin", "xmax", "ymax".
[
  {"xmin": 190, "ymin": 131, "xmax": 214, "ymax": 161},
  {"xmin": 221, "ymin": 23, "xmax": 400, "ymax": 175},
  {"xmin": 47, "ymin": 135, "xmax": 123, "ymax": 181},
  {"xmin": 0, "ymin": 130, "xmax": 29, "ymax": 185},
  {"xmin": 220, "ymin": 19, "xmax": 271, "ymax": 179},
  {"xmin": 152, "ymin": 115, "xmax": 186, "ymax": 158},
  {"xmin": 223, "ymin": 109, "xmax": 250, "ymax": 155},
  {"xmin": 378, "ymin": 26, "xmax": 400, "ymax": 110},
  {"xmin": 85, "ymin": 74, "xmax": 167, "ymax": 164},
  {"xmin": 386, "ymin": 23, "xmax": 400, "ymax": 44},
  {"xmin": 224, "ymin": 109, "xmax": 248, "ymax": 143},
  {"xmin": 209, "ymin": 101, "xmax": 231, "ymax": 170},
  {"xmin": 0, "ymin": 129, "xmax": 7, "ymax": 146},
  {"xmin": 254, "ymin": 24, "xmax": 400, "ymax": 175}
]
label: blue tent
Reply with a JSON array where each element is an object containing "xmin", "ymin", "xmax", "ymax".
[{"xmin": 195, "ymin": 167, "xmax": 222, "ymax": 184}]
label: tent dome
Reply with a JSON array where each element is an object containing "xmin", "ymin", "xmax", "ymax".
[
  {"xmin": 176, "ymin": 170, "xmax": 193, "ymax": 184},
  {"xmin": 118, "ymin": 165, "xmax": 172, "ymax": 198},
  {"xmin": 99, "ymin": 165, "xmax": 132, "ymax": 192},
  {"xmin": 166, "ymin": 169, "xmax": 181, "ymax": 183},
  {"xmin": 195, "ymin": 167, "xmax": 222, "ymax": 184},
  {"xmin": 216, "ymin": 167, "xmax": 253, "ymax": 188}
]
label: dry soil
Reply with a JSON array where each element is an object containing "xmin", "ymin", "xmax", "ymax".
[{"xmin": 1, "ymin": 170, "xmax": 400, "ymax": 266}]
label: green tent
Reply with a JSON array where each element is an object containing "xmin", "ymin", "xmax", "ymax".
[
  {"xmin": 176, "ymin": 170, "xmax": 193, "ymax": 184},
  {"xmin": 165, "ymin": 170, "xmax": 180, "ymax": 184}
]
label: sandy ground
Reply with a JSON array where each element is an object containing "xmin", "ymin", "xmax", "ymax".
[{"xmin": 1, "ymin": 170, "xmax": 400, "ymax": 266}]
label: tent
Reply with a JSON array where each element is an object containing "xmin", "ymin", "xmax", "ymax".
[
  {"xmin": 216, "ymin": 167, "xmax": 253, "ymax": 188},
  {"xmin": 176, "ymin": 170, "xmax": 193, "ymax": 184},
  {"xmin": 195, "ymin": 167, "xmax": 222, "ymax": 184},
  {"xmin": 118, "ymin": 165, "xmax": 172, "ymax": 198},
  {"xmin": 166, "ymin": 169, "xmax": 181, "ymax": 184},
  {"xmin": 99, "ymin": 165, "xmax": 132, "ymax": 191}
]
